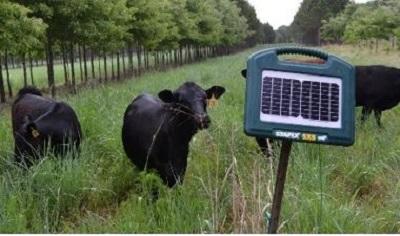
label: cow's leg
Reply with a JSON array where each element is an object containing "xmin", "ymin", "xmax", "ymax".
[
  {"xmin": 361, "ymin": 107, "xmax": 372, "ymax": 123},
  {"xmin": 256, "ymin": 137, "xmax": 268, "ymax": 156},
  {"xmin": 266, "ymin": 138, "xmax": 274, "ymax": 157},
  {"xmin": 14, "ymin": 147, "xmax": 30, "ymax": 169},
  {"xmin": 255, "ymin": 137, "xmax": 274, "ymax": 158},
  {"xmin": 166, "ymin": 147, "xmax": 188, "ymax": 187},
  {"xmin": 374, "ymin": 110, "xmax": 383, "ymax": 128}
]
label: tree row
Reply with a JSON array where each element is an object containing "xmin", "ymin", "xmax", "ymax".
[{"xmin": 0, "ymin": 0, "xmax": 275, "ymax": 103}]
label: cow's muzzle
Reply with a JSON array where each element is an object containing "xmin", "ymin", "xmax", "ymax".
[{"xmin": 196, "ymin": 114, "xmax": 210, "ymax": 130}]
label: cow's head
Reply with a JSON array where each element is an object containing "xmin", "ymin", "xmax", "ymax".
[
  {"xmin": 159, "ymin": 82, "xmax": 225, "ymax": 129},
  {"xmin": 241, "ymin": 69, "xmax": 247, "ymax": 79},
  {"xmin": 16, "ymin": 103, "xmax": 65, "ymax": 156}
]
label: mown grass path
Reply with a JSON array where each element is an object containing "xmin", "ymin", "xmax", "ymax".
[{"xmin": 1, "ymin": 45, "xmax": 400, "ymax": 233}]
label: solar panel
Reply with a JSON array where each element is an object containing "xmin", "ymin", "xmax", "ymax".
[
  {"xmin": 244, "ymin": 47, "xmax": 355, "ymax": 146},
  {"xmin": 260, "ymin": 70, "xmax": 342, "ymax": 129}
]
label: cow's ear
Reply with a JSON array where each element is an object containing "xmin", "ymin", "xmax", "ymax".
[
  {"xmin": 206, "ymin": 86, "xmax": 226, "ymax": 100},
  {"xmin": 23, "ymin": 115, "xmax": 40, "ymax": 138},
  {"xmin": 158, "ymin": 89, "xmax": 176, "ymax": 103},
  {"xmin": 49, "ymin": 102, "xmax": 62, "ymax": 114},
  {"xmin": 241, "ymin": 69, "xmax": 247, "ymax": 79},
  {"xmin": 23, "ymin": 114, "xmax": 33, "ymax": 125}
]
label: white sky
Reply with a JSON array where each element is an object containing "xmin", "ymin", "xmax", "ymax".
[{"xmin": 247, "ymin": 0, "xmax": 374, "ymax": 29}]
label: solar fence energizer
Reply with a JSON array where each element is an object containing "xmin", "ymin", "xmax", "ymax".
[{"xmin": 242, "ymin": 47, "xmax": 355, "ymax": 233}]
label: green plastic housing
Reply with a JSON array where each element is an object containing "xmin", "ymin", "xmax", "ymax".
[{"xmin": 244, "ymin": 47, "xmax": 355, "ymax": 146}]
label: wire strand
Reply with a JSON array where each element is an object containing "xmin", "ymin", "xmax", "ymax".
[{"xmin": 318, "ymin": 144, "xmax": 323, "ymax": 233}]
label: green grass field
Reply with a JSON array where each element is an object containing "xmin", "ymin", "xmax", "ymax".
[{"xmin": 1, "ymin": 45, "xmax": 400, "ymax": 233}]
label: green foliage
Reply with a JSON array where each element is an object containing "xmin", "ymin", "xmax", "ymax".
[
  {"xmin": 262, "ymin": 23, "xmax": 275, "ymax": 44},
  {"xmin": 291, "ymin": 0, "xmax": 349, "ymax": 45},
  {"xmin": 275, "ymin": 26, "xmax": 293, "ymax": 43},
  {"xmin": 321, "ymin": 0, "xmax": 400, "ymax": 45},
  {"xmin": 129, "ymin": 0, "xmax": 174, "ymax": 50},
  {"xmin": 0, "ymin": 1, "xmax": 46, "ymax": 55},
  {"xmin": 216, "ymin": 0, "xmax": 249, "ymax": 46},
  {"xmin": 233, "ymin": 0, "xmax": 265, "ymax": 46}
]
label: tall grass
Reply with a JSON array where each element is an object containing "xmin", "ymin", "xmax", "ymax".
[{"xmin": 0, "ymin": 45, "xmax": 400, "ymax": 233}]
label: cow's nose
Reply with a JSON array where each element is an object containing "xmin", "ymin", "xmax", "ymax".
[{"xmin": 197, "ymin": 114, "xmax": 210, "ymax": 129}]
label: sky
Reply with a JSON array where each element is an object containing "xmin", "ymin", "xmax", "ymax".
[{"xmin": 247, "ymin": 0, "xmax": 374, "ymax": 29}]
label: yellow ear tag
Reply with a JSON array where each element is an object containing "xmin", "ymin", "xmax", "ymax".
[
  {"xmin": 31, "ymin": 129, "xmax": 40, "ymax": 138},
  {"xmin": 207, "ymin": 94, "xmax": 218, "ymax": 108}
]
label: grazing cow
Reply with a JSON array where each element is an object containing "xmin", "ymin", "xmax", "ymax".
[
  {"xmin": 12, "ymin": 87, "xmax": 82, "ymax": 167},
  {"xmin": 122, "ymin": 82, "xmax": 225, "ymax": 187},
  {"xmin": 356, "ymin": 65, "xmax": 400, "ymax": 127}
]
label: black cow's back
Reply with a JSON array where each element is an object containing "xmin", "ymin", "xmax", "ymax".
[
  {"xmin": 12, "ymin": 94, "xmax": 54, "ymax": 136},
  {"xmin": 356, "ymin": 65, "xmax": 400, "ymax": 110},
  {"xmin": 122, "ymin": 94, "xmax": 168, "ymax": 170},
  {"xmin": 12, "ymin": 89, "xmax": 82, "ymax": 165}
]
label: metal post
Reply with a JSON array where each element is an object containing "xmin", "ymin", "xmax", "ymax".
[{"xmin": 268, "ymin": 140, "xmax": 292, "ymax": 234}]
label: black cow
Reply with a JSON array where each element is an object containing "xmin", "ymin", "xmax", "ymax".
[
  {"xmin": 122, "ymin": 82, "xmax": 225, "ymax": 187},
  {"xmin": 356, "ymin": 65, "xmax": 400, "ymax": 127},
  {"xmin": 12, "ymin": 87, "xmax": 82, "ymax": 167}
]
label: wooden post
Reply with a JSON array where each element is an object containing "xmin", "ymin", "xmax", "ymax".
[{"xmin": 268, "ymin": 140, "xmax": 292, "ymax": 234}]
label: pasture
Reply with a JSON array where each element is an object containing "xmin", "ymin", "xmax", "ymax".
[{"xmin": 1, "ymin": 45, "xmax": 400, "ymax": 233}]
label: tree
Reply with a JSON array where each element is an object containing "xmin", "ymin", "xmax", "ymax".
[
  {"xmin": 234, "ymin": 0, "xmax": 264, "ymax": 46},
  {"xmin": 0, "ymin": 0, "xmax": 46, "ymax": 102},
  {"xmin": 187, "ymin": 0, "xmax": 223, "ymax": 47},
  {"xmin": 262, "ymin": 23, "xmax": 275, "ymax": 44},
  {"xmin": 16, "ymin": 0, "xmax": 61, "ymax": 97},
  {"xmin": 216, "ymin": 0, "xmax": 249, "ymax": 48},
  {"xmin": 128, "ymin": 0, "xmax": 175, "ymax": 70},
  {"xmin": 59, "ymin": 0, "xmax": 131, "ymax": 87},
  {"xmin": 321, "ymin": 3, "xmax": 357, "ymax": 44},
  {"xmin": 342, "ymin": 2, "xmax": 400, "ymax": 49},
  {"xmin": 275, "ymin": 26, "xmax": 293, "ymax": 43},
  {"xmin": 291, "ymin": 0, "xmax": 349, "ymax": 45}
]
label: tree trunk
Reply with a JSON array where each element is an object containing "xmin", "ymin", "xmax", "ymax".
[
  {"xmin": 179, "ymin": 46, "xmax": 183, "ymax": 65},
  {"xmin": 111, "ymin": 53, "xmax": 115, "ymax": 80},
  {"xmin": 143, "ymin": 49, "xmax": 147, "ymax": 70},
  {"xmin": 46, "ymin": 33, "xmax": 56, "ymax": 97},
  {"xmin": 90, "ymin": 50, "xmax": 95, "ymax": 79},
  {"xmin": 29, "ymin": 53, "xmax": 35, "ymax": 86},
  {"xmin": 62, "ymin": 42, "xmax": 69, "ymax": 85},
  {"xmin": 174, "ymin": 49, "xmax": 178, "ymax": 66},
  {"xmin": 145, "ymin": 49, "xmax": 149, "ymax": 70},
  {"xmin": 121, "ymin": 49, "xmax": 126, "ymax": 76},
  {"xmin": 128, "ymin": 43, "xmax": 134, "ymax": 72},
  {"xmin": 136, "ymin": 44, "xmax": 142, "ymax": 75},
  {"xmin": 169, "ymin": 50, "xmax": 173, "ymax": 66},
  {"xmin": 78, "ymin": 45, "xmax": 84, "ymax": 82},
  {"xmin": 103, "ymin": 51, "xmax": 108, "ymax": 81},
  {"xmin": 187, "ymin": 45, "xmax": 191, "ymax": 63},
  {"xmin": 154, "ymin": 51, "xmax": 159, "ymax": 68},
  {"xmin": 161, "ymin": 52, "xmax": 165, "ymax": 68},
  {"xmin": 5, "ymin": 52, "xmax": 12, "ymax": 98},
  {"xmin": 98, "ymin": 53, "xmax": 102, "ymax": 82},
  {"xmin": 0, "ymin": 57, "xmax": 6, "ymax": 103},
  {"xmin": 69, "ymin": 42, "xmax": 76, "ymax": 93},
  {"xmin": 11, "ymin": 56, "xmax": 15, "ymax": 69},
  {"xmin": 117, "ymin": 52, "xmax": 121, "ymax": 80},
  {"xmin": 83, "ymin": 45, "xmax": 88, "ymax": 82},
  {"xmin": 22, "ymin": 54, "xmax": 28, "ymax": 87}
]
